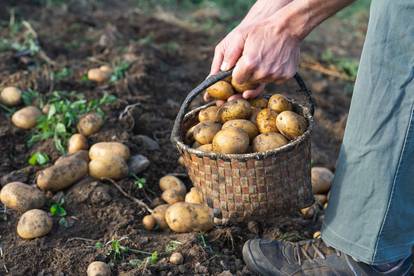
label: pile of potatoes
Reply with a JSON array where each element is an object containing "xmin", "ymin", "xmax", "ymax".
[
  {"xmin": 142, "ymin": 175, "xmax": 214, "ymax": 233},
  {"xmin": 300, "ymin": 167, "xmax": 334, "ymax": 218},
  {"xmin": 187, "ymin": 84, "xmax": 308, "ymax": 154}
]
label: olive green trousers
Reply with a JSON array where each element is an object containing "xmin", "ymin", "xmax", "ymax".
[{"xmin": 321, "ymin": 0, "xmax": 414, "ymax": 265}]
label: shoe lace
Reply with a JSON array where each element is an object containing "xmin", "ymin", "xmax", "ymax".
[{"xmin": 293, "ymin": 239, "xmax": 341, "ymax": 265}]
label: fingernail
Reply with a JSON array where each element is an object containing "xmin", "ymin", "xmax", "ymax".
[{"xmin": 220, "ymin": 62, "xmax": 229, "ymax": 71}]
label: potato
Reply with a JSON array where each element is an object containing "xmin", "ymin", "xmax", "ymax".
[
  {"xmin": 206, "ymin": 81, "xmax": 234, "ymax": 100},
  {"xmin": 88, "ymin": 68, "xmax": 111, "ymax": 83},
  {"xmin": 212, "ymin": 127, "xmax": 249, "ymax": 154},
  {"xmin": 37, "ymin": 157, "xmax": 88, "ymax": 192},
  {"xmin": 198, "ymin": 106, "xmax": 220, "ymax": 122},
  {"xmin": 185, "ymin": 125, "xmax": 196, "ymax": 144},
  {"xmin": 142, "ymin": 215, "xmax": 156, "ymax": 231},
  {"xmin": 55, "ymin": 150, "xmax": 90, "ymax": 166},
  {"xmin": 77, "ymin": 113, "xmax": 104, "ymax": 137},
  {"xmin": 89, "ymin": 156, "xmax": 128, "ymax": 180},
  {"xmin": 99, "ymin": 65, "xmax": 113, "ymax": 74},
  {"xmin": 152, "ymin": 204, "xmax": 169, "ymax": 230},
  {"xmin": 161, "ymin": 189, "xmax": 185, "ymax": 204},
  {"xmin": 256, "ymin": 108, "xmax": 279, "ymax": 134},
  {"xmin": 193, "ymin": 121, "xmax": 221, "ymax": 145},
  {"xmin": 17, "ymin": 209, "xmax": 53, "ymax": 239},
  {"xmin": 87, "ymin": 261, "xmax": 111, "ymax": 276},
  {"xmin": 219, "ymin": 99, "xmax": 252, "ymax": 123},
  {"xmin": 268, "ymin": 94, "xmax": 292, "ymax": 113},
  {"xmin": 89, "ymin": 142, "xmax": 130, "ymax": 161},
  {"xmin": 159, "ymin": 175, "xmax": 186, "ymax": 193},
  {"xmin": 11, "ymin": 106, "xmax": 42, "ymax": 129},
  {"xmin": 165, "ymin": 202, "xmax": 214, "ymax": 233},
  {"xmin": 222, "ymin": 119, "xmax": 258, "ymax": 141},
  {"xmin": 197, "ymin": 144, "xmax": 213, "ymax": 152},
  {"xmin": 231, "ymin": 79, "xmax": 259, "ymax": 93},
  {"xmin": 0, "ymin": 86, "xmax": 21, "ymax": 106},
  {"xmin": 0, "ymin": 182, "xmax": 46, "ymax": 212},
  {"xmin": 252, "ymin": 133, "xmax": 288, "ymax": 152},
  {"xmin": 276, "ymin": 111, "xmax": 307, "ymax": 139},
  {"xmin": 311, "ymin": 167, "xmax": 334, "ymax": 194},
  {"xmin": 313, "ymin": 231, "xmax": 321, "ymax": 239},
  {"xmin": 68, "ymin": 134, "xmax": 88, "ymax": 154},
  {"xmin": 249, "ymin": 97, "xmax": 268, "ymax": 109},
  {"xmin": 250, "ymin": 107, "xmax": 260, "ymax": 124},
  {"xmin": 300, "ymin": 206, "xmax": 314, "ymax": 219},
  {"xmin": 314, "ymin": 194, "xmax": 328, "ymax": 205},
  {"xmin": 170, "ymin": 252, "xmax": 184, "ymax": 265},
  {"xmin": 185, "ymin": 187, "xmax": 204, "ymax": 204}
]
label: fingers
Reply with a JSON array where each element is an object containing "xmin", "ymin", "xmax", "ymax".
[
  {"xmin": 203, "ymin": 91, "xmax": 211, "ymax": 102},
  {"xmin": 210, "ymin": 44, "xmax": 224, "ymax": 75},
  {"xmin": 227, "ymin": 94, "xmax": 243, "ymax": 102},
  {"xmin": 242, "ymin": 83, "xmax": 265, "ymax": 99},
  {"xmin": 220, "ymin": 40, "xmax": 244, "ymax": 72},
  {"xmin": 215, "ymin": 100, "xmax": 225, "ymax": 107},
  {"xmin": 232, "ymin": 56, "xmax": 256, "ymax": 85}
]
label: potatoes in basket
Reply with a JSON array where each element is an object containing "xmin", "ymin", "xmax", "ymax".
[
  {"xmin": 256, "ymin": 108, "xmax": 279, "ymax": 134},
  {"xmin": 249, "ymin": 97, "xmax": 268, "ymax": 109},
  {"xmin": 212, "ymin": 127, "xmax": 249, "ymax": 154},
  {"xmin": 231, "ymin": 79, "xmax": 259, "ymax": 93},
  {"xmin": 197, "ymin": 144, "xmax": 213, "ymax": 152},
  {"xmin": 206, "ymin": 81, "xmax": 234, "ymax": 100},
  {"xmin": 193, "ymin": 121, "xmax": 221, "ymax": 145},
  {"xmin": 185, "ymin": 187, "xmax": 204, "ymax": 204},
  {"xmin": 218, "ymin": 99, "xmax": 252, "ymax": 122},
  {"xmin": 276, "ymin": 111, "xmax": 307, "ymax": 139},
  {"xmin": 268, "ymin": 94, "xmax": 292, "ymax": 113},
  {"xmin": 198, "ymin": 106, "xmax": 220, "ymax": 122},
  {"xmin": 222, "ymin": 119, "xmax": 258, "ymax": 141},
  {"xmin": 252, "ymin": 133, "xmax": 288, "ymax": 152}
]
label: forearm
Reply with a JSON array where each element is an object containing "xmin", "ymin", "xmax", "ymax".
[
  {"xmin": 239, "ymin": 0, "xmax": 293, "ymax": 26},
  {"xmin": 275, "ymin": 0, "xmax": 355, "ymax": 40}
]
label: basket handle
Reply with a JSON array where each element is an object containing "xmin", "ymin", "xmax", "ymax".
[{"xmin": 171, "ymin": 70, "xmax": 314, "ymax": 143}]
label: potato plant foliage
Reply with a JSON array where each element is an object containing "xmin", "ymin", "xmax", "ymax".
[{"xmin": 28, "ymin": 91, "xmax": 116, "ymax": 154}]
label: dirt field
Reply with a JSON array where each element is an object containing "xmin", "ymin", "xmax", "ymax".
[{"xmin": 0, "ymin": 1, "xmax": 368, "ymax": 275}]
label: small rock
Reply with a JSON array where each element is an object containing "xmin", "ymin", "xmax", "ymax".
[
  {"xmin": 136, "ymin": 135, "xmax": 160, "ymax": 150},
  {"xmin": 90, "ymin": 185, "xmax": 112, "ymax": 205},
  {"xmin": 218, "ymin": 271, "xmax": 233, "ymax": 276},
  {"xmin": 128, "ymin": 154, "xmax": 150, "ymax": 175},
  {"xmin": 178, "ymin": 264, "xmax": 186, "ymax": 273}
]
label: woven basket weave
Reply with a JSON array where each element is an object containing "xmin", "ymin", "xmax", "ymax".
[{"xmin": 171, "ymin": 70, "xmax": 315, "ymax": 223}]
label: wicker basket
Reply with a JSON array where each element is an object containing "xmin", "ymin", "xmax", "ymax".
[{"xmin": 171, "ymin": 70, "xmax": 315, "ymax": 223}]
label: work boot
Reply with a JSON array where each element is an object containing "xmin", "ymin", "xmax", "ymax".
[{"xmin": 243, "ymin": 238, "xmax": 412, "ymax": 276}]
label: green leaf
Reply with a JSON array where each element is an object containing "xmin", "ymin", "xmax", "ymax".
[
  {"xmin": 150, "ymin": 251, "xmax": 158, "ymax": 264},
  {"xmin": 28, "ymin": 152, "xmax": 50, "ymax": 166},
  {"xmin": 58, "ymin": 217, "xmax": 69, "ymax": 227},
  {"xmin": 95, "ymin": 242, "xmax": 103, "ymax": 249}
]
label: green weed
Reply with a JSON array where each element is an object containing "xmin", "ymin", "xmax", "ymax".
[
  {"xmin": 53, "ymin": 67, "xmax": 73, "ymax": 80},
  {"xmin": 50, "ymin": 197, "xmax": 68, "ymax": 227},
  {"xmin": 165, "ymin": 240, "xmax": 183, "ymax": 254},
  {"xmin": 110, "ymin": 62, "xmax": 131, "ymax": 83},
  {"xmin": 28, "ymin": 152, "xmax": 50, "ymax": 166}
]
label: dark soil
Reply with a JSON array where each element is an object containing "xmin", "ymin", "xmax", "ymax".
[{"xmin": 0, "ymin": 1, "xmax": 366, "ymax": 275}]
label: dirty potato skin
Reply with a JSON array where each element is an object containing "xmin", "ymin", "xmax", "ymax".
[
  {"xmin": 0, "ymin": 86, "xmax": 21, "ymax": 106},
  {"xmin": 68, "ymin": 134, "xmax": 88, "ymax": 154},
  {"xmin": 311, "ymin": 167, "xmax": 334, "ymax": 194},
  {"xmin": 55, "ymin": 150, "xmax": 90, "ymax": 165},
  {"xmin": 89, "ymin": 142, "xmax": 130, "ymax": 161},
  {"xmin": 17, "ymin": 209, "xmax": 53, "ymax": 239},
  {"xmin": 276, "ymin": 111, "xmax": 307, "ymax": 139},
  {"xmin": 197, "ymin": 144, "xmax": 213, "ymax": 152},
  {"xmin": 268, "ymin": 94, "xmax": 292, "ymax": 113},
  {"xmin": 37, "ymin": 157, "xmax": 88, "ymax": 192},
  {"xmin": 142, "ymin": 215, "xmax": 156, "ymax": 231},
  {"xmin": 0, "ymin": 182, "xmax": 46, "ymax": 212},
  {"xmin": 165, "ymin": 202, "xmax": 214, "ymax": 233},
  {"xmin": 87, "ymin": 261, "xmax": 111, "ymax": 276},
  {"xmin": 218, "ymin": 99, "xmax": 252, "ymax": 123},
  {"xmin": 159, "ymin": 175, "xmax": 186, "ymax": 193},
  {"xmin": 11, "ymin": 106, "xmax": 42, "ymax": 129},
  {"xmin": 222, "ymin": 119, "xmax": 259, "ymax": 141},
  {"xmin": 185, "ymin": 187, "xmax": 204, "ymax": 204},
  {"xmin": 231, "ymin": 79, "xmax": 259, "ymax": 93},
  {"xmin": 256, "ymin": 108, "xmax": 279, "ymax": 134},
  {"xmin": 89, "ymin": 156, "xmax": 128, "ymax": 180},
  {"xmin": 161, "ymin": 189, "xmax": 185, "ymax": 204},
  {"xmin": 198, "ymin": 106, "xmax": 220, "ymax": 122},
  {"xmin": 206, "ymin": 80, "xmax": 234, "ymax": 100},
  {"xmin": 252, "ymin": 133, "xmax": 288, "ymax": 152},
  {"xmin": 193, "ymin": 121, "xmax": 222, "ymax": 145},
  {"xmin": 77, "ymin": 113, "xmax": 104, "ymax": 136},
  {"xmin": 249, "ymin": 97, "xmax": 268, "ymax": 109},
  {"xmin": 152, "ymin": 204, "xmax": 170, "ymax": 230},
  {"xmin": 212, "ymin": 127, "xmax": 249, "ymax": 154}
]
